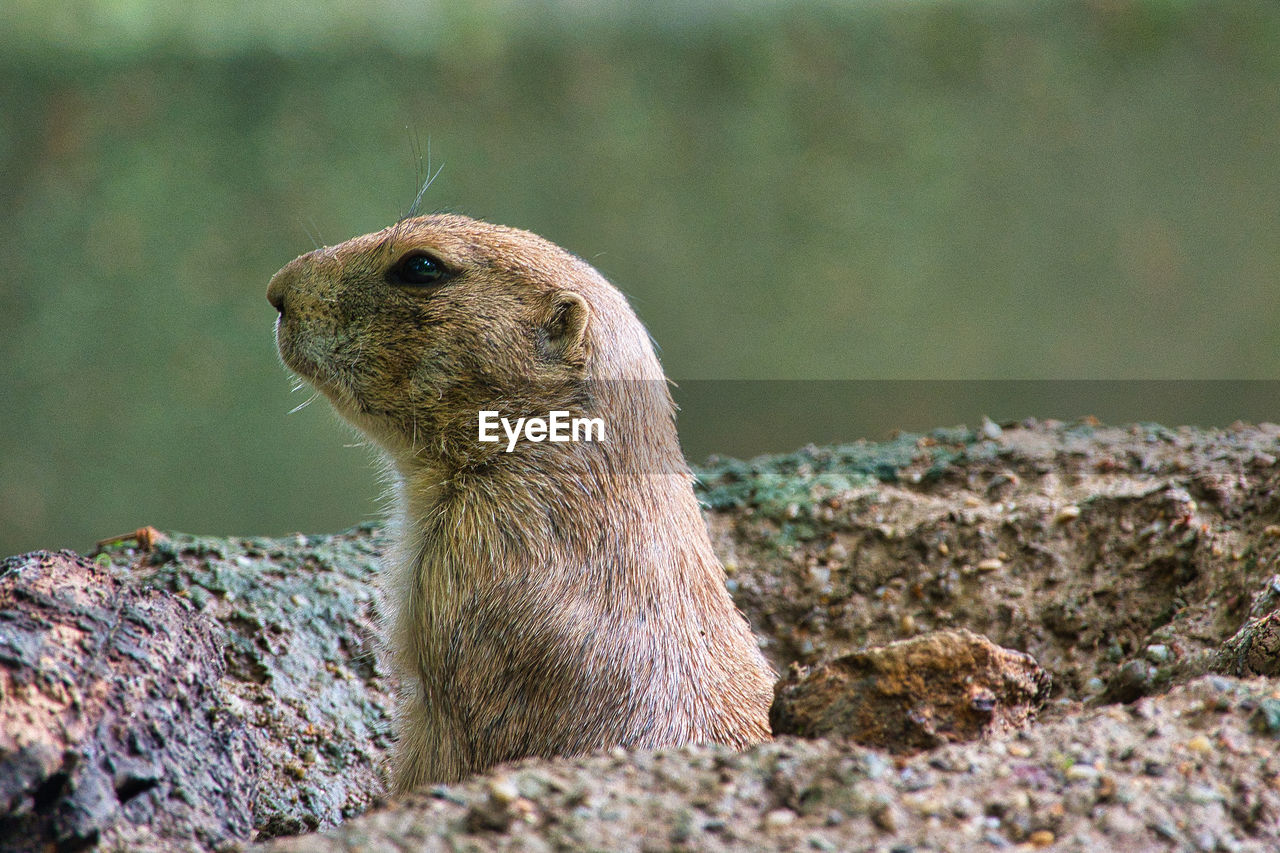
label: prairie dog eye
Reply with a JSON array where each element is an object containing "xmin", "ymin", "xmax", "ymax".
[{"xmin": 391, "ymin": 252, "xmax": 448, "ymax": 287}]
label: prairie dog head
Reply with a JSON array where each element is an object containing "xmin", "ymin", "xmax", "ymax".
[{"xmin": 268, "ymin": 214, "xmax": 669, "ymax": 468}]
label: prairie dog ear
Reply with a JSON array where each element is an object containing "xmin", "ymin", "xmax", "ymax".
[{"xmin": 540, "ymin": 290, "xmax": 590, "ymax": 364}]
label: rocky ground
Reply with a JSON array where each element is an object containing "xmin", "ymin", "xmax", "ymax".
[{"xmin": 3, "ymin": 419, "xmax": 1280, "ymax": 851}]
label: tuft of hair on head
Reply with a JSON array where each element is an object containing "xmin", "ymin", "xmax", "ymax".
[{"xmin": 404, "ymin": 131, "xmax": 445, "ymax": 222}]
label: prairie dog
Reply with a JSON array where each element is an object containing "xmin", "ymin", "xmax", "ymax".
[{"xmin": 268, "ymin": 214, "xmax": 773, "ymax": 790}]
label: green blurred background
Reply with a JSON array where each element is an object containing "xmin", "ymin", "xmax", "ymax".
[{"xmin": 3, "ymin": 0, "xmax": 1279, "ymax": 556}]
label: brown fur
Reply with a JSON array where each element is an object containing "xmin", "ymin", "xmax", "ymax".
[{"xmin": 267, "ymin": 214, "xmax": 774, "ymax": 791}]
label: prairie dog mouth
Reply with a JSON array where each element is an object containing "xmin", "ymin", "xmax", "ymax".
[{"xmin": 275, "ymin": 318, "xmax": 345, "ymax": 394}]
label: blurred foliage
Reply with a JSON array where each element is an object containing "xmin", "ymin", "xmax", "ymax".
[{"xmin": 2, "ymin": 0, "xmax": 1279, "ymax": 555}]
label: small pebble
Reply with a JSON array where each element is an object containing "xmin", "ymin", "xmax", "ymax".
[
  {"xmin": 863, "ymin": 752, "xmax": 892, "ymax": 780},
  {"xmin": 487, "ymin": 776, "xmax": 519, "ymax": 806},
  {"xmin": 1252, "ymin": 698, "xmax": 1280, "ymax": 733},
  {"xmin": 1097, "ymin": 775, "xmax": 1116, "ymax": 799},
  {"xmin": 1028, "ymin": 830, "xmax": 1055, "ymax": 848},
  {"xmin": 763, "ymin": 808, "xmax": 797, "ymax": 829},
  {"xmin": 1065, "ymin": 764, "xmax": 1099, "ymax": 782},
  {"xmin": 898, "ymin": 766, "xmax": 934, "ymax": 791},
  {"xmin": 1055, "ymin": 505, "xmax": 1081, "ymax": 523},
  {"xmin": 1185, "ymin": 734, "xmax": 1212, "ymax": 754},
  {"xmin": 870, "ymin": 803, "xmax": 898, "ymax": 832},
  {"xmin": 1186, "ymin": 784, "xmax": 1223, "ymax": 804},
  {"xmin": 1144, "ymin": 644, "xmax": 1171, "ymax": 664},
  {"xmin": 902, "ymin": 794, "xmax": 943, "ymax": 817},
  {"xmin": 869, "ymin": 794, "xmax": 899, "ymax": 832}
]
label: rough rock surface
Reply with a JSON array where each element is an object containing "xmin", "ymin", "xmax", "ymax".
[
  {"xmin": 1, "ymin": 528, "xmax": 395, "ymax": 851},
  {"xmin": 2, "ymin": 419, "xmax": 1280, "ymax": 850},
  {"xmin": 0, "ymin": 551, "xmax": 258, "ymax": 852},
  {"xmin": 1217, "ymin": 601, "xmax": 1280, "ymax": 679},
  {"xmin": 262, "ymin": 677, "xmax": 1280, "ymax": 853},
  {"xmin": 770, "ymin": 628, "xmax": 1051, "ymax": 751},
  {"xmin": 117, "ymin": 527, "xmax": 397, "ymax": 839},
  {"xmin": 700, "ymin": 420, "xmax": 1280, "ymax": 703}
]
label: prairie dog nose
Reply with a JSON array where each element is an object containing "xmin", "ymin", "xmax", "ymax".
[{"xmin": 266, "ymin": 265, "xmax": 296, "ymax": 313}]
